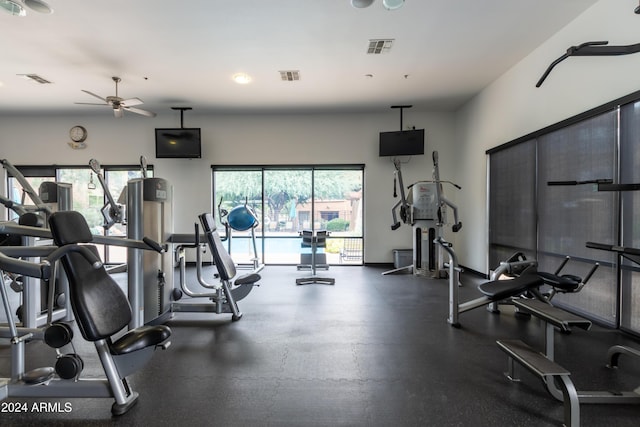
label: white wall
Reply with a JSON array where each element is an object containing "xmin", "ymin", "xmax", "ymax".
[
  {"xmin": 0, "ymin": 109, "xmax": 455, "ymax": 263},
  {"xmin": 455, "ymin": 0, "xmax": 640, "ymax": 274}
]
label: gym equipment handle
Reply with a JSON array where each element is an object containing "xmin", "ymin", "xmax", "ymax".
[
  {"xmin": 143, "ymin": 237, "xmax": 166, "ymax": 254},
  {"xmin": 0, "ymin": 245, "xmax": 102, "ymax": 279},
  {"xmin": 586, "ymin": 241, "xmax": 640, "ymax": 256}
]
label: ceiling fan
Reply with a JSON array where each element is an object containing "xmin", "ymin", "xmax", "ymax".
[{"xmin": 76, "ymin": 76, "xmax": 156, "ymax": 118}]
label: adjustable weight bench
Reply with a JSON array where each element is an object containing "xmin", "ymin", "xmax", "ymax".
[
  {"xmin": 439, "ymin": 242, "xmax": 544, "ymax": 327},
  {"xmin": 447, "ymin": 271, "xmax": 545, "ymax": 326}
]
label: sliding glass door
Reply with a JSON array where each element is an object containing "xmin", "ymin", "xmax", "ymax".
[{"xmin": 213, "ymin": 165, "xmax": 364, "ymax": 265}]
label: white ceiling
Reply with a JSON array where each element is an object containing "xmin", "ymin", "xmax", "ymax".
[{"xmin": 0, "ymin": 0, "xmax": 600, "ymax": 116}]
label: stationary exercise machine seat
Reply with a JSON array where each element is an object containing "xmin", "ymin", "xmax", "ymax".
[
  {"xmin": 199, "ymin": 213, "xmax": 261, "ymax": 288},
  {"xmin": 478, "ymin": 270, "xmax": 544, "ymax": 301},
  {"xmin": 48, "ymin": 211, "xmax": 171, "ymax": 353}
]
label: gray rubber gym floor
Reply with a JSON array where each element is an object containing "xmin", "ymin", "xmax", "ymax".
[{"xmin": 1, "ymin": 265, "xmax": 640, "ymax": 426}]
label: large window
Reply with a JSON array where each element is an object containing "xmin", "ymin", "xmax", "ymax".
[
  {"xmin": 213, "ymin": 166, "xmax": 364, "ymax": 265},
  {"xmin": 488, "ymin": 139, "xmax": 536, "ymax": 268},
  {"xmin": 488, "ymin": 95, "xmax": 637, "ymax": 331},
  {"xmin": 620, "ymin": 101, "xmax": 640, "ymax": 332},
  {"xmin": 536, "ymin": 112, "xmax": 618, "ymax": 324}
]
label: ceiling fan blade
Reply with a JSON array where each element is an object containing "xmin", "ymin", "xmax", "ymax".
[
  {"xmin": 81, "ymin": 89, "xmax": 107, "ymax": 102},
  {"xmin": 113, "ymin": 108, "xmax": 124, "ymax": 118},
  {"xmin": 122, "ymin": 97, "xmax": 144, "ymax": 107},
  {"xmin": 124, "ymin": 106, "xmax": 157, "ymax": 118}
]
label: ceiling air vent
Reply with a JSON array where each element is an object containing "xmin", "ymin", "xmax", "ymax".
[
  {"xmin": 280, "ymin": 70, "xmax": 300, "ymax": 81},
  {"xmin": 18, "ymin": 74, "xmax": 52, "ymax": 84},
  {"xmin": 367, "ymin": 39, "xmax": 394, "ymax": 54}
]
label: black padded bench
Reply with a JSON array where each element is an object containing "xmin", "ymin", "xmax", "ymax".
[
  {"xmin": 496, "ymin": 299, "xmax": 592, "ymax": 427},
  {"xmin": 497, "ymin": 339, "xmax": 578, "ymax": 427},
  {"xmin": 477, "ymin": 273, "xmax": 544, "ymax": 301}
]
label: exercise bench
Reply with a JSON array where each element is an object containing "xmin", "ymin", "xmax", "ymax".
[
  {"xmin": 498, "ymin": 298, "xmax": 640, "ymax": 426},
  {"xmin": 438, "ymin": 240, "xmax": 544, "ymax": 327}
]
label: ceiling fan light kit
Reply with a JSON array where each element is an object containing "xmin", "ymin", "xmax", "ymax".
[{"xmin": 76, "ymin": 76, "xmax": 156, "ymax": 118}]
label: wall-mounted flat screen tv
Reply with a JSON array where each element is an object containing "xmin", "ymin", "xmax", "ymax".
[
  {"xmin": 155, "ymin": 128, "xmax": 201, "ymax": 158},
  {"xmin": 379, "ymin": 129, "xmax": 425, "ymax": 157}
]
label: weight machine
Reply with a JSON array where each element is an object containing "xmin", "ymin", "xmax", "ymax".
[
  {"xmin": 0, "ymin": 211, "xmax": 170, "ymax": 416},
  {"xmin": 1, "ymin": 159, "xmax": 53, "ymax": 223},
  {"xmin": 169, "ymin": 213, "xmax": 261, "ymax": 321},
  {"xmin": 1, "ymin": 159, "xmax": 72, "ymax": 328},
  {"xmin": 385, "ymin": 151, "xmax": 462, "ymax": 277}
]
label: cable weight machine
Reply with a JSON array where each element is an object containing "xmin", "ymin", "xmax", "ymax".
[{"xmin": 385, "ymin": 150, "xmax": 462, "ymax": 277}]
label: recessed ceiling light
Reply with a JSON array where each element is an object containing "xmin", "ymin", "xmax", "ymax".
[
  {"xmin": 0, "ymin": 0, "xmax": 26, "ymax": 16},
  {"xmin": 233, "ymin": 73, "xmax": 252, "ymax": 84}
]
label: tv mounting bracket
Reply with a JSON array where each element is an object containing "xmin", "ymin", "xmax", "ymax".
[
  {"xmin": 391, "ymin": 105, "xmax": 412, "ymax": 131},
  {"xmin": 171, "ymin": 106, "xmax": 192, "ymax": 128}
]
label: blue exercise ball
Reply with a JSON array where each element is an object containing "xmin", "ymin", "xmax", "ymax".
[{"xmin": 227, "ymin": 206, "xmax": 257, "ymax": 231}]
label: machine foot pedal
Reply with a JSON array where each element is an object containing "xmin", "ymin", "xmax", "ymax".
[{"xmin": 23, "ymin": 367, "xmax": 55, "ymax": 385}]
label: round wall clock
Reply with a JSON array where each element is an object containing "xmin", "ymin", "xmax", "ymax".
[{"xmin": 70, "ymin": 125, "xmax": 88, "ymax": 143}]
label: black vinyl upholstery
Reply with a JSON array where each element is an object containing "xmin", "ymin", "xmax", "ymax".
[
  {"xmin": 199, "ymin": 213, "xmax": 237, "ymax": 281},
  {"xmin": 198, "ymin": 213, "xmax": 260, "ymax": 285},
  {"xmin": 49, "ymin": 210, "xmax": 93, "ymax": 245},
  {"xmin": 110, "ymin": 325, "xmax": 171, "ymax": 355},
  {"xmin": 18, "ymin": 212, "xmax": 45, "ymax": 228},
  {"xmin": 49, "ymin": 211, "xmax": 132, "ymax": 341},
  {"xmin": 537, "ymin": 271, "xmax": 581, "ymax": 292},
  {"xmin": 478, "ymin": 272, "xmax": 543, "ymax": 301}
]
